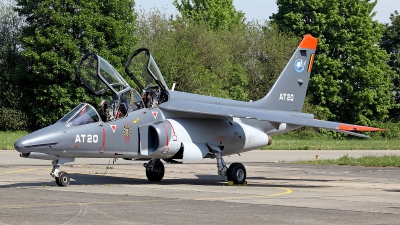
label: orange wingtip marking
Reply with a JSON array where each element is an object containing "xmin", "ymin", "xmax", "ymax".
[
  {"xmin": 338, "ymin": 124, "xmax": 386, "ymax": 132},
  {"xmin": 299, "ymin": 34, "xmax": 318, "ymax": 50}
]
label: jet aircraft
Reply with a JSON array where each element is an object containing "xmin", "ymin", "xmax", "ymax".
[{"xmin": 14, "ymin": 35, "xmax": 384, "ymax": 186}]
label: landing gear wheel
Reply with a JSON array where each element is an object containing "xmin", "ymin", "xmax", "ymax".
[
  {"xmin": 146, "ymin": 160, "xmax": 165, "ymax": 181},
  {"xmin": 55, "ymin": 171, "xmax": 70, "ymax": 187},
  {"xmin": 227, "ymin": 163, "xmax": 246, "ymax": 184}
]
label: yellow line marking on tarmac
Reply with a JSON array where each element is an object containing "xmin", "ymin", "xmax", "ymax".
[
  {"xmin": 269, "ymin": 187, "xmax": 292, "ymax": 197},
  {"xmin": 194, "ymin": 187, "xmax": 293, "ymax": 201},
  {"xmin": 0, "ymin": 168, "xmax": 37, "ymax": 174}
]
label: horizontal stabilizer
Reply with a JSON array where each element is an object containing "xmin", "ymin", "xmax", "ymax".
[{"xmin": 159, "ymin": 100, "xmax": 384, "ymax": 137}]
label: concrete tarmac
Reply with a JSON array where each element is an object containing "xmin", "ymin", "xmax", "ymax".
[{"xmin": 0, "ymin": 150, "xmax": 400, "ymax": 224}]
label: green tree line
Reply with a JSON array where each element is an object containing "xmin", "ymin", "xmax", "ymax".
[{"xmin": 0, "ymin": 0, "xmax": 399, "ymax": 138}]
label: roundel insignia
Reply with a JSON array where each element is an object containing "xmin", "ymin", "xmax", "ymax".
[{"xmin": 294, "ymin": 59, "xmax": 307, "ymax": 73}]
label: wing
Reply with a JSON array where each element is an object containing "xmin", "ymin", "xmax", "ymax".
[{"xmin": 159, "ymin": 100, "xmax": 384, "ymax": 138}]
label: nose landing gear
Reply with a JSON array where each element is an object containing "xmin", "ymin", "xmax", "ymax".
[
  {"xmin": 50, "ymin": 157, "xmax": 75, "ymax": 187},
  {"xmin": 55, "ymin": 171, "xmax": 70, "ymax": 186}
]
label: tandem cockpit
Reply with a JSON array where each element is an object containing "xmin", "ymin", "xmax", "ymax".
[{"xmin": 62, "ymin": 48, "xmax": 170, "ymax": 126}]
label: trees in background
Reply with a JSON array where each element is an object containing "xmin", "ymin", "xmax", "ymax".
[
  {"xmin": 15, "ymin": 0, "xmax": 137, "ymax": 129},
  {"xmin": 380, "ymin": 11, "xmax": 400, "ymax": 122},
  {"xmin": 0, "ymin": 0, "xmax": 28, "ymax": 130},
  {"xmin": 172, "ymin": 0, "xmax": 245, "ymax": 30},
  {"xmin": 135, "ymin": 9, "xmax": 298, "ymax": 101},
  {"xmin": 4, "ymin": 0, "xmax": 288, "ymax": 130},
  {"xmin": 0, "ymin": 0, "xmax": 399, "ymax": 137},
  {"xmin": 271, "ymin": 0, "xmax": 396, "ymax": 126}
]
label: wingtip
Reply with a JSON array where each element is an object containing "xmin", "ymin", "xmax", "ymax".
[
  {"xmin": 338, "ymin": 124, "xmax": 386, "ymax": 132},
  {"xmin": 298, "ymin": 34, "xmax": 318, "ymax": 50}
]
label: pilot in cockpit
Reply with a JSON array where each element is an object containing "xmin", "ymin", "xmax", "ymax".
[
  {"xmin": 99, "ymin": 95, "xmax": 119, "ymax": 122},
  {"xmin": 70, "ymin": 105, "xmax": 99, "ymax": 126},
  {"xmin": 98, "ymin": 89, "xmax": 144, "ymax": 122},
  {"xmin": 142, "ymin": 88, "xmax": 162, "ymax": 108}
]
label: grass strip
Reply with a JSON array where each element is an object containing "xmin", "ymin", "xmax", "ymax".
[
  {"xmin": 263, "ymin": 139, "xmax": 400, "ymax": 150},
  {"xmin": 293, "ymin": 154, "xmax": 400, "ymax": 167},
  {"xmin": 0, "ymin": 131, "xmax": 28, "ymax": 150}
]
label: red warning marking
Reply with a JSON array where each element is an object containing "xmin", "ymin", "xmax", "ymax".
[
  {"xmin": 216, "ymin": 136, "xmax": 226, "ymax": 142},
  {"xmin": 162, "ymin": 124, "xmax": 169, "ymax": 146},
  {"xmin": 110, "ymin": 125, "xmax": 117, "ymax": 133},
  {"xmin": 167, "ymin": 120, "xmax": 178, "ymax": 141},
  {"xmin": 100, "ymin": 128, "xmax": 106, "ymax": 153},
  {"xmin": 152, "ymin": 111, "xmax": 158, "ymax": 119},
  {"xmin": 166, "ymin": 120, "xmax": 176, "ymax": 135},
  {"xmin": 102, "ymin": 128, "xmax": 106, "ymax": 146}
]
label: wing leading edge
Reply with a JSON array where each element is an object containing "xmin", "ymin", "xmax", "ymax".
[{"xmin": 159, "ymin": 100, "xmax": 384, "ymax": 138}]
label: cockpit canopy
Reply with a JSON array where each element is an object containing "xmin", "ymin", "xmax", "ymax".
[
  {"xmin": 76, "ymin": 49, "xmax": 170, "ymax": 111},
  {"xmin": 77, "ymin": 53, "xmax": 130, "ymax": 96},
  {"xmin": 58, "ymin": 103, "xmax": 100, "ymax": 126},
  {"xmin": 77, "ymin": 49, "xmax": 169, "ymax": 98},
  {"xmin": 59, "ymin": 87, "xmax": 145, "ymax": 125},
  {"xmin": 125, "ymin": 48, "xmax": 169, "ymax": 92},
  {"xmin": 73, "ymin": 49, "xmax": 170, "ymax": 123}
]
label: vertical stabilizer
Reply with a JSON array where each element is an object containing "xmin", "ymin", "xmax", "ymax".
[{"xmin": 253, "ymin": 34, "xmax": 318, "ymax": 112}]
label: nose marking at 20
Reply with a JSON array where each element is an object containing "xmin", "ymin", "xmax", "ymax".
[{"xmin": 75, "ymin": 134, "xmax": 99, "ymax": 143}]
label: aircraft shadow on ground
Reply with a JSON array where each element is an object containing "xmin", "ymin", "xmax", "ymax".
[
  {"xmin": 0, "ymin": 173, "xmax": 334, "ymax": 189},
  {"xmin": 385, "ymin": 189, "xmax": 400, "ymax": 193},
  {"xmin": 0, "ymin": 173, "xmax": 225, "ymax": 188}
]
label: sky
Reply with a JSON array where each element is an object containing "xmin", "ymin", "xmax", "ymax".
[{"xmin": 135, "ymin": 0, "xmax": 400, "ymax": 24}]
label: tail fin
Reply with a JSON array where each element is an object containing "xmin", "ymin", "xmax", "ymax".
[{"xmin": 253, "ymin": 34, "xmax": 318, "ymax": 112}]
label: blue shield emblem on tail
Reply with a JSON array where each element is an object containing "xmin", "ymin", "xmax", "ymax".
[{"xmin": 294, "ymin": 59, "xmax": 307, "ymax": 73}]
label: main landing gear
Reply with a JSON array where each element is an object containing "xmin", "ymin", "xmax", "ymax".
[
  {"xmin": 144, "ymin": 158, "xmax": 165, "ymax": 181},
  {"xmin": 50, "ymin": 157, "xmax": 75, "ymax": 187},
  {"xmin": 142, "ymin": 156, "xmax": 246, "ymax": 184},
  {"xmin": 226, "ymin": 162, "xmax": 246, "ymax": 184},
  {"xmin": 210, "ymin": 145, "xmax": 247, "ymax": 184}
]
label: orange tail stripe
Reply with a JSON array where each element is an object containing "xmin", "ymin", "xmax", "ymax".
[
  {"xmin": 299, "ymin": 34, "xmax": 318, "ymax": 50},
  {"xmin": 307, "ymin": 54, "xmax": 315, "ymax": 72}
]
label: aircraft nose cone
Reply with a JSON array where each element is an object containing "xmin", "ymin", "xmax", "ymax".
[
  {"xmin": 14, "ymin": 125, "xmax": 61, "ymax": 153},
  {"xmin": 14, "ymin": 137, "xmax": 30, "ymax": 153}
]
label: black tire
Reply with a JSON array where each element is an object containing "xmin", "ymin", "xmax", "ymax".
[
  {"xmin": 227, "ymin": 163, "xmax": 246, "ymax": 184},
  {"xmin": 146, "ymin": 160, "xmax": 165, "ymax": 181},
  {"xmin": 55, "ymin": 176, "xmax": 61, "ymax": 186},
  {"xmin": 227, "ymin": 162, "xmax": 241, "ymax": 181},
  {"xmin": 56, "ymin": 171, "xmax": 70, "ymax": 187}
]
